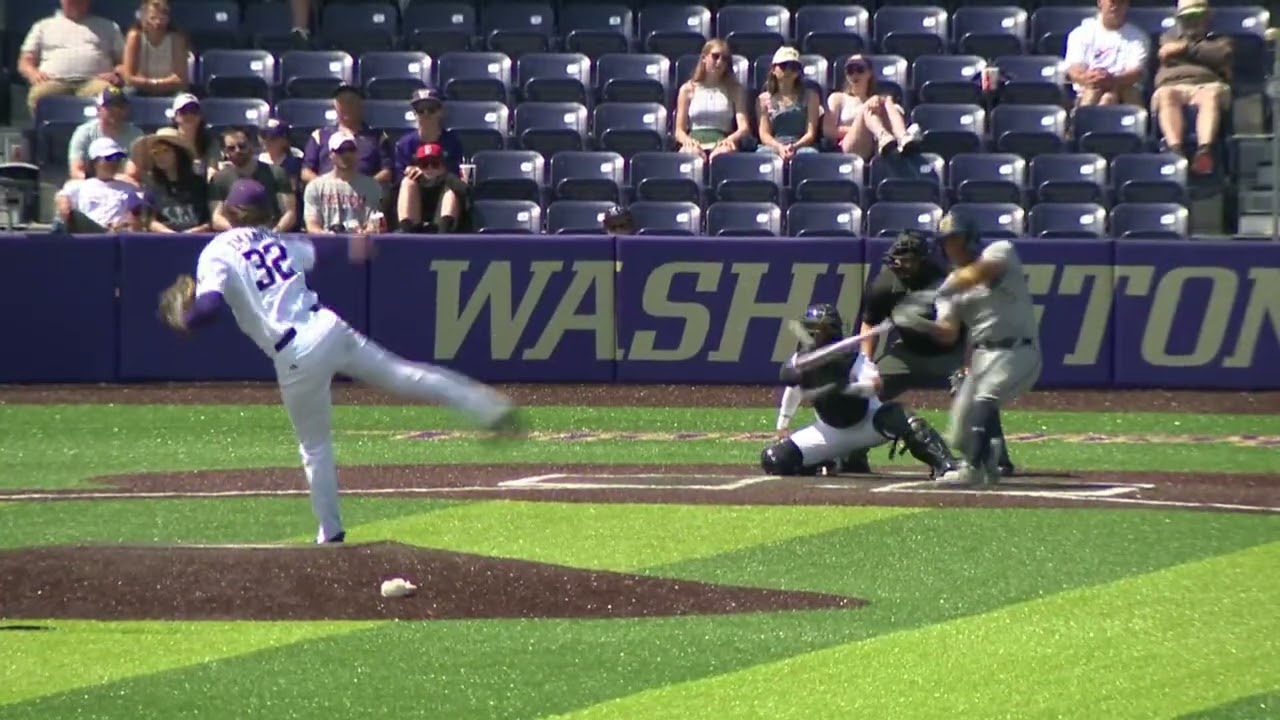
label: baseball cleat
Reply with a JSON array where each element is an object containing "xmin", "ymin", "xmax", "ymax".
[
  {"xmin": 839, "ymin": 452, "xmax": 872, "ymax": 474},
  {"xmin": 324, "ymin": 531, "xmax": 346, "ymax": 544},
  {"xmin": 936, "ymin": 464, "xmax": 981, "ymax": 486},
  {"xmin": 485, "ymin": 406, "xmax": 527, "ymax": 439}
]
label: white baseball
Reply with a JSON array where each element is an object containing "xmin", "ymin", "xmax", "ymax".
[{"xmin": 380, "ymin": 578, "xmax": 418, "ymax": 598}]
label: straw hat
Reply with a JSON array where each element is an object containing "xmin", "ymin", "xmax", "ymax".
[{"xmin": 144, "ymin": 127, "xmax": 196, "ymax": 160}]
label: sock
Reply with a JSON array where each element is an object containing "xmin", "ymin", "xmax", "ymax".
[
  {"xmin": 965, "ymin": 399, "xmax": 1000, "ymax": 468},
  {"xmin": 990, "ymin": 408, "xmax": 1011, "ymax": 466}
]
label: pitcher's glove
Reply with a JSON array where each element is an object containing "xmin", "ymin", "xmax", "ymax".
[
  {"xmin": 948, "ymin": 367, "xmax": 968, "ymax": 397},
  {"xmin": 158, "ymin": 274, "xmax": 196, "ymax": 334}
]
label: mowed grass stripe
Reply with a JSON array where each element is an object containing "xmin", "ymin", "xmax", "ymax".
[
  {"xmin": 351, "ymin": 502, "xmax": 923, "ymax": 570},
  {"xmin": 556, "ymin": 541, "xmax": 1280, "ymax": 720},
  {"xmin": 1178, "ymin": 692, "xmax": 1280, "ymax": 719}
]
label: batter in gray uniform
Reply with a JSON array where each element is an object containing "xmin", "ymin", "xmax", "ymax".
[{"xmin": 891, "ymin": 214, "xmax": 1043, "ymax": 486}]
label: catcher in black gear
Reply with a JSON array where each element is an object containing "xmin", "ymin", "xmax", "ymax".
[{"xmin": 763, "ymin": 303, "xmax": 957, "ymax": 479}]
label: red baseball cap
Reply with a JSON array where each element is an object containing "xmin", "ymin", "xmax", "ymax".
[{"xmin": 414, "ymin": 143, "xmax": 445, "ymax": 162}]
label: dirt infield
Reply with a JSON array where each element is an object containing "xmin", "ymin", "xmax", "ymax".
[
  {"xmin": 0, "ymin": 543, "xmax": 861, "ymax": 622},
  {"xmin": 1, "ymin": 383, "xmax": 1277, "ymax": 413}
]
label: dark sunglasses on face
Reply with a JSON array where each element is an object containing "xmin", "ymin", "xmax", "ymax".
[
  {"xmin": 707, "ymin": 52, "xmax": 725, "ymax": 61},
  {"xmin": 415, "ymin": 104, "xmax": 441, "ymax": 115},
  {"xmin": 102, "ymin": 153, "xmax": 127, "ymax": 162},
  {"xmin": 416, "ymin": 158, "xmax": 443, "ymax": 169},
  {"xmin": 224, "ymin": 143, "xmax": 248, "ymax": 151},
  {"xmin": 778, "ymin": 62, "xmax": 802, "ymax": 73},
  {"xmin": 333, "ymin": 144, "xmax": 357, "ymax": 154},
  {"xmin": 847, "ymin": 63, "xmax": 869, "ymax": 75}
]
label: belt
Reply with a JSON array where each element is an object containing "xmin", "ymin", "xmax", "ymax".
[
  {"xmin": 274, "ymin": 304, "xmax": 322, "ymax": 352},
  {"xmin": 975, "ymin": 337, "xmax": 1033, "ymax": 350}
]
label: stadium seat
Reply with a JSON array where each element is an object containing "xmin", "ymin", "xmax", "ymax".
[
  {"xmin": 93, "ymin": 0, "xmax": 139, "ymax": 35},
  {"xmin": 1126, "ymin": 7, "xmax": 1176, "ymax": 39},
  {"xmin": 795, "ymin": 6, "xmax": 869, "ymax": 58},
  {"xmin": 560, "ymin": 4, "xmax": 632, "ymax": 60},
  {"xmin": 628, "ymin": 200, "xmax": 703, "ymax": 235},
  {"xmin": 546, "ymin": 200, "xmax": 615, "ymax": 234},
  {"xmin": 991, "ymin": 55, "xmax": 1067, "ymax": 106},
  {"xmin": 34, "ymin": 96, "xmax": 96, "ymax": 166},
  {"xmin": 1074, "ymin": 105, "xmax": 1150, "ymax": 158},
  {"xmin": 279, "ymin": 50, "xmax": 355, "ymax": 99},
  {"xmin": 243, "ymin": 2, "xmax": 294, "ymax": 53},
  {"xmin": 513, "ymin": 101, "xmax": 590, "ymax": 156},
  {"xmin": 596, "ymin": 54, "xmax": 671, "ymax": 105},
  {"xmin": 873, "ymin": 7, "xmax": 948, "ymax": 63},
  {"xmin": 709, "ymin": 152, "xmax": 784, "ymax": 204},
  {"xmin": 1027, "ymin": 202, "xmax": 1108, "ymax": 238},
  {"xmin": 403, "ymin": 3, "xmax": 476, "ymax": 55},
  {"xmin": 200, "ymin": 97, "xmax": 271, "ymax": 134},
  {"xmin": 550, "ymin": 151, "xmax": 625, "ymax": 201},
  {"xmin": 1211, "ymin": 6, "xmax": 1270, "ymax": 83},
  {"xmin": 592, "ymin": 103, "xmax": 669, "ymax": 159},
  {"xmin": 171, "ymin": 1, "xmax": 241, "ymax": 52},
  {"xmin": 481, "ymin": 1, "xmax": 555, "ymax": 58},
  {"xmin": 1111, "ymin": 153, "xmax": 1189, "ymax": 204},
  {"xmin": 911, "ymin": 55, "xmax": 987, "ymax": 106},
  {"xmin": 199, "ymin": 49, "xmax": 275, "ymax": 101},
  {"xmin": 869, "ymin": 153, "xmax": 946, "ymax": 204},
  {"xmin": 1029, "ymin": 153, "xmax": 1108, "ymax": 205},
  {"xmin": 1029, "ymin": 7, "xmax": 1094, "ymax": 55},
  {"xmin": 638, "ymin": 5, "xmax": 711, "ymax": 60},
  {"xmin": 674, "ymin": 53, "xmax": 750, "ymax": 90},
  {"xmin": 128, "ymin": 96, "xmax": 174, "ymax": 133},
  {"xmin": 788, "ymin": 153, "xmax": 865, "ymax": 205},
  {"xmin": 472, "ymin": 199, "xmax": 543, "ymax": 233},
  {"xmin": 865, "ymin": 201, "xmax": 944, "ymax": 237},
  {"xmin": 948, "ymin": 153, "xmax": 1026, "ymax": 204},
  {"xmin": 435, "ymin": 52, "xmax": 513, "ymax": 103},
  {"xmin": 516, "ymin": 53, "xmax": 591, "ymax": 105},
  {"xmin": 274, "ymin": 98, "xmax": 337, "ymax": 146},
  {"xmin": 442, "ymin": 100, "xmax": 511, "ymax": 155},
  {"xmin": 707, "ymin": 201, "xmax": 783, "ymax": 236},
  {"xmin": 990, "ymin": 104, "xmax": 1068, "ymax": 158},
  {"xmin": 716, "ymin": 5, "xmax": 792, "ymax": 61},
  {"xmin": 786, "ymin": 202, "xmax": 863, "ymax": 237},
  {"xmin": 952, "ymin": 7, "xmax": 1026, "ymax": 59},
  {"xmin": 909, "ymin": 103, "xmax": 985, "ymax": 159},
  {"xmin": 318, "ymin": 3, "xmax": 398, "ymax": 54},
  {"xmin": 358, "ymin": 52, "xmax": 433, "ymax": 100},
  {"xmin": 1110, "ymin": 202, "xmax": 1189, "ymax": 239},
  {"xmin": 472, "ymin": 150, "xmax": 546, "ymax": 204},
  {"xmin": 362, "ymin": 100, "xmax": 417, "ymax": 140},
  {"xmin": 629, "ymin": 151, "xmax": 705, "ymax": 204},
  {"xmin": 946, "ymin": 202, "xmax": 1025, "ymax": 238}
]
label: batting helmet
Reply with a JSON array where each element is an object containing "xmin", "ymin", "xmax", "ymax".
[
  {"xmin": 936, "ymin": 212, "xmax": 981, "ymax": 257},
  {"xmin": 801, "ymin": 303, "xmax": 844, "ymax": 337}
]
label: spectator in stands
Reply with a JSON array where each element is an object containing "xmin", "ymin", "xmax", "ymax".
[
  {"xmin": 288, "ymin": 0, "xmax": 313, "ymax": 49},
  {"xmin": 169, "ymin": 93, "xmax": 221, "ymax": 180},
  {"xmin": 67, "ymin": 86, "xmax": 144, "ymax": 182},
  {"xmin": 601, "ymin": 205, "xmax": 635, "ymax": 235},
  {"xmin": 54, "ymin": 137, "xmax": 144, "ymax": 232},
  {"xmin": 825, "ymin": 55, "xmax": 921, "ymax": 160},
  {"xmin": 209, "ymin": 127, "xmax": 296, "ymax": 232},
  {"xmin": 259, "ymin": 119, "xmax": 305, "ymax": 186},
  {"xmin": 1064, "ymin": 0, "xmax": 1149, "ymax": 107},
  {"xmin": 121, "ymin": 0, "xmax": 189, "ymax": 97},
  {"xmin": 756, "ymin": 47, "xmax": 821, "ymax": 160},
  {"xmin": 394, "ymin": 89, "xmax": 464, "ymax": 179},
  {"xmin": 19, "ymin": 0, "xmax": 126, "ymax": 116},
  {"xmin": 673, "ymin": 39, "xmax": 751, "ymax": 160},
  {"xmin": 140, "ymin": 127, "xmax": 210, "ymax": 232},
  {"xmin": 302, "ymin": 85, "xmax": 394, "ymax": 185},
  {"xmin": 395, "ymin": 143, "xmax": 471, "ymax": 234},
  {"xmin": 306, "ymin": 131, "xmax": 386, "ymax": 234},
  {"xmin": 1151, "ymin": 0, "xmax": 1233, "ymax": 175}
]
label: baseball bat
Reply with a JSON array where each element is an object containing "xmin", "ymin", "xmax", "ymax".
[
  {"xmin": 784, "ymin": 319, "xmax": 817, "ymax": 350},
  {"xmin": 787, "ymin": 320, "xmax": 894, "ymax": 372}
]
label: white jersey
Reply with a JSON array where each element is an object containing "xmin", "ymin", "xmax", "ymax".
[{"xmin": 194, "ymin": 227, "xmax": 331, "ymax": 357}]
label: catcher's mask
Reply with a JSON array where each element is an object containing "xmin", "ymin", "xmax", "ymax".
[
  {"xmin": 936, "ymin": 212, "xmax": 982, "ymax": 266},
  {"xmin": 801, "ymin": 303, "xmax": 844, "ymax": 345},
  {"xmin": 884, "ymin": 229, "xmax": 930, "ymax": 278}
]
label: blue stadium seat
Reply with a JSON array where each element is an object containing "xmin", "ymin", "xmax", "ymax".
[
  {"xmin": 403, "ymin": 3, "xmax": 476, "ymax": 55},
  {"xmin": 869, "ymin": 153, "xmax": 946, "ymax": 204},
  {"xmin": 1029, "ymin": 153, "xmax": 1108, "ymax": 204},
  {"xmin": 910, "ymin": 103, "xmax": 985, "ymax": 159},
  {"xmin": 362, "ymin": 100, "xmax": 417, "ymax": 140},
  {"xmin": 200, "ymin": 49, "xmax": 275, "ymax": 101},
  {"xmin": 952, "ymin": 7, "xmax": 1026, "ymax": 59},
  {"xmin": 171, "ymin": 1, "xmax": 241, "ymax": 51},
  {"xmin": 912, "ymin": 55, "xmax": 987, "ymax": 105},
  {"xmin": 991, "ymin": 55, "xmax": 1067, "ymax": 106},
  {"xmin": 990, "ymin": 104, "xmax": 1067, "ymax": 158},
  {"xmin": 1110, "ymin": 202, "xmax": 1189, "ymax": 239},
  {"xmin": 1111, "ymin": 153, "xmax": 1188, "ymax": 204},
  {"xmin": 318, "ymin": 3, "xmax": 398, "ymax": 54},
  {"xmin": 873, "ymin": 6, "xmax": 948, "ymax": 63},
  {"xmin": 279, "ymin": 50, "xmax": 354, "ymax": 99},
  {"xmin": 560, "ymin": 4, "xmax": 632, "ymax": 60},
  {"xmin": 93, "ymin": 0, "xmax": 138, "ymax": 36},
  {"xmin": 358, "ymin": 52, "xmax": 432, "ymax": 100},
  {"xmin": 1126, "ymin": 7, "xmax": 1175, "ymax": 39},
  {"xmin": 596, "ymin": 53, "xmax": 671, "ymax": 105},
  {"xmin": 948, "ymin": 153, "xmax": 1026, "ymax": 204},
  {"xmin": 243, "ymin": 2, "xmax": 294, "ymax": 53},
  {"xmin": 472, "ymin": 149, "xmax": 546, "ymax": 204},
  {"xmin": 34, "ymin": 96, "xmax": 96, "ymax": 166},
  {"xmin": 638, "ymin": 5, "xmax": 711, "ymax": 60},
  {"xmin": 592, "ymin": 102, "xmax": 668, "ymax": 158},
  {"xmin": 274, "ymin": 98, "xmax": 336, "ymax": 146},
  {"xmin": 788, "ymin": 153, "xmax": 864, "ymax": 205},
  {"xmin": 707, "ymin": 201, "xmax": 783, "ymax": 236},
  {"xmin": 128, "ymin": 96, "xmax": 173, "ymax": 133},
  {"xmin": 200, "ymin": 97, "xmax": 271, "ymax": 134},
  {"xmin": 513, "ymin": 101, "xmax": 590, "ymax": 156},
  {"xmin": 516, "ymin": 53, "xmax": 591, "ymax": 105},
  {"xmin": 946, "ymin": 202, "xmax": 1025, "ymax": 238},
  {"xmin": 1028, "ymin": 202, "xmax": 1108, "ymax": 238},
  {"xmin": 795, "ymin": 6, "xmax": 869, "ymax": 59},
  {"xmin": 675, "ymin": 53, "xmax": 750, "ymax": 90},
  {"xmin": 481, "ymin": 1, "xmax": 555, "ymax": 58},
  {"xmin": 1072, "ymin": 105, "xmax": 1149, "ymax": 158},
  {"xmin": 629, "ymin": 200, "xmax": 702, "ymax": 235},
  {"xmin": 716, "ymin": 5, "xmax": 792, "ymax": 62},
  {"xmin": 865, "ymin": 201, "xmax": 944, "ymax": 237},
  {"xmin": 1211, "ymin": 6, "xmax": 1270, "ymax": 83},
  {"xmin": 629, "ymin": 151, "xmax": 705, "ymax": 204},
  {"xmin": 436, "ymin": 51, "xmax": 513, "ymax": 102},
  {"xmin": 550, "ymin": 151, "xmax": 625, "ymax": 201},
  {"xmin": 443, "ymin": 100, "xmax": 511, "ymax": 155},
  {"xmin": 1029, "ymin": 7, "xmax": 1094, "ymax": 55},
  {"xmin": 546, "ymin": 200, "xmax": 615, "ymax": 234},
  {"xmin": 786, "ymin": 202, "xmax": 863, "ymax": 237},
  {"xmin": 472, "ymin": 199, "xmax": 542, "ymax": 233},
  {"xmin": 709, "ymin": 152, "xmax": 784, "ymax": 204}
]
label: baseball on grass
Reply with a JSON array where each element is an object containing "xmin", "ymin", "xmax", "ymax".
[{"xmin": 380, "ymin": 578, "xmax": 418, "ymax": 598}]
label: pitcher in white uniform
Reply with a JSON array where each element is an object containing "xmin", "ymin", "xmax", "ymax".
[{"xmin": 169, "ymin": 178, "xmax": 524, "ymax": 543}]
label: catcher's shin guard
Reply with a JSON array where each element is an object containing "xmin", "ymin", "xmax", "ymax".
[{"xmin": 872, "ymin": 402, "xmax": 958, "ymax": 477}]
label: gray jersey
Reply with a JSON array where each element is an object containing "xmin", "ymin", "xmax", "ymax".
[{"xmin": 949, "ymin": 240, "xmax": 1038, "ymax": 345}]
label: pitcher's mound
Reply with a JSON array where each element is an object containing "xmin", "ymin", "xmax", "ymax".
[{"xmin": 0, "ymin": 543, "xmax": 864, "ymax": 621}]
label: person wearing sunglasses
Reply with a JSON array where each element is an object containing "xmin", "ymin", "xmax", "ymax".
[
  {"xmin": 756, "ymin": 47, "xmax": 821, "ymax": 161},
  {"xmin": 673, "ymin": 39, "xmax": 751, "ymax": 160},
  {"xmin": 54, "ymin": 136, "xmax": 147, "ymax": 232},
  {"xmin": 395, "ymin": 142, "xmax": 471, "ymax": 234},
  {"xmin": 394, "ymin": 88, "xmax": 465, "ymax": 181},
  {"xmin": 210, "ymin": 127, "xmax": 296, "ymax": 233},
  {"xmin": 304, "ymin": 131, "xmax": 386, "ymax": 234},
  {"xmin": 825, "ymin": 55, "xmax": 921, "ymax": 160}
]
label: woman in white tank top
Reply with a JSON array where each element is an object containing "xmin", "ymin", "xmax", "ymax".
[
  {"xmin": 122, "ymin": 0, "xmax": 190, "ymax": 97},
  {"xmin": 824, "ymin": 55, "xmax": 919, "ymax": 161},
  {"xmin": 674, "ymin": 39, "xmax": 750, "ymax": 160}
]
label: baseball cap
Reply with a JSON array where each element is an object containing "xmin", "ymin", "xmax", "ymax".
[
  {"xmin": 171, "ymin": 93, "xmax": 201, "ymax": 114},
  {"xmin": 332, "ymin": 84, "xmax": 363, "ymax": 99},
  {"xmin": 414, "ymin": 142, "xmax": 444, "ymax": 162},
  {"xmin": 224, "ymin": 179, "xmax": 270, "ymax": 209},
  {"xmin": 1176, "ymin": 0, "xmax": 1209, "ymax": 16},
  {"xmin": 410, "ymin": 88, "xmax": 443, "ymax": 108},
  {"xmin": 88, "ymin": 136, "xmax": 127, "ymax": 160},
  {"xmin": 97, "ymin": 85, "xmax": 128, "ymax": 107},
  {"xmin": 328, "ymin": 130, "xmax": 358, "ymax": 152},
  {"xmin": 262, "ymin": 118, "xmax": 290, "ymax": 139},
  {"xmin": 771, "ymin": 46, "xmax": 800, "ymax": 66}
]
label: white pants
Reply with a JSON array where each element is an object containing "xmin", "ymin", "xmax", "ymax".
[
  {"xmin": 274, "ymin": 311, "xmax": 512, "ymax": 543},
  {"xmin": 791, "ymin": 400, "xmax": 889, "ymax": 467}
]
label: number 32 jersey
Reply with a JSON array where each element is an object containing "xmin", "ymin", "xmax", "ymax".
[{"xmin": 195, "ymin": 227, "xmax": 327, "ymax": 356}]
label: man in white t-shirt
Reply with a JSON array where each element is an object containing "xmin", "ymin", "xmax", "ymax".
[
  {"xmin": 54, "ymin": 136, "xmax": 145, "ymax": 232},
  {"xmin": 1063, "ymin": 0, "xmax": 1150, "ymax": 107}
]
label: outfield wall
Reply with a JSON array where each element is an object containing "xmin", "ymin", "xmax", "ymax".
[{"xmin": 3, "ymin": 233, "xmax": 1278, "ymax": 389}]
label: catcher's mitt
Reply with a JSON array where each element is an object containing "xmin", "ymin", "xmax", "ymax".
[{"xmin": 158, "ymin": 274, "xmax": 196, "ymax": 334}]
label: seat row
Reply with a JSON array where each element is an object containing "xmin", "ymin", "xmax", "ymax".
[{"xmin": 473, "ymin": 198, "xmax": 1190, "ymax": 238}]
